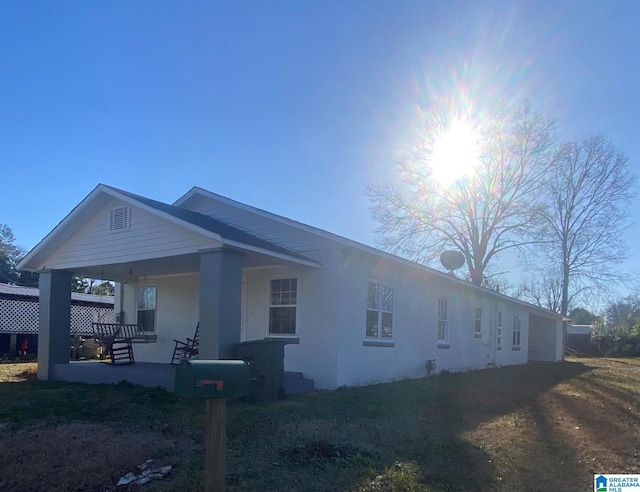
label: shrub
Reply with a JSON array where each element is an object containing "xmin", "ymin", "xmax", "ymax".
[{"xmin": 591, "ymin": 324, "xmax": 640, "ymax": 357}]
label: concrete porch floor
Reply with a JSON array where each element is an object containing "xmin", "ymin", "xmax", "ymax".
[
  {"xmin": 52, "ymin": 361, "xmax": 177, "ymax": 391},
  {"xmin": 50, "ymin": 361, "xmax": 315, "ymax": 395}
]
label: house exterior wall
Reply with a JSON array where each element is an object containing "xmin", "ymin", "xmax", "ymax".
[
  {"xmin": 242, "ymin": 248, "xmax": 341, "ymax": 390},
  {"xmin": 119, "ymin": 274, "xmax": 199, "ymax": 363},
  {"xmin": 528, "ymin": 313, "xmax": 563, "ymax": 361},
  {"xmin": 113, "ymin": 246, "xmax": 549, "ymax": 384},
  {"xmin": 44, "ymin": 198, "xmax": 216, "ymax": 270},
  {"xmin": 118, "ymin": 258, "xmax": 342, "ymax": 389},
  {"xmin": 494, "ymin": 299, "xmax": 530, "ymax": 367},
  {"xmin": 334, "ymin": 248, "xmax": 531, "ymax": 388}
]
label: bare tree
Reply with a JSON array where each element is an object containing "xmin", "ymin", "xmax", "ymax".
[
  {"xmin": 517, "ymin": 270, "xmax": 564, "ymax": 313},
  {"xmin": 368, "ymin": 101, "xmax": 557, "ymax": 285},
  {"xmin": 535, "ymin": 135, "xmax": 636, "ymax": 317}
]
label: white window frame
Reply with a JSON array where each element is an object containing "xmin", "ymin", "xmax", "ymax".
[
  {"xmin": 268, "ymin": 277, "xmax": 297, "ymax": 336},
  {"xmin": 109, "ymin": 206, "xmax": 131, "ymax": 232},
  {"xmin": 497, "ymin": 311, "xmax": 502, "ymax": 349},
  {"xmin": 365, "ymin": 280, "xmax": 394, "ymax": 340},
  {"xmin": 438, "ymin": 297, "xmax": 449, "ymax": 344},
  {"xmin": 136, "ymin": 285, "xmax": 156, "ymax": 333},
  {"xmin": 512, "ymin": 315, "xmax": 521, "ymax": 348},
  {"xmin": 474, "ymin": 306, "xmax": 482, "ymax": 338}
]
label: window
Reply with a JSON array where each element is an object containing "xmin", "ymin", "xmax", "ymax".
[
  {"xmin": 512, "ymin": 315, "xmax": 521, "ymax": 347},
  {"xmin": 269, "ymin": 278, "xmax": 297, "ymax": 335},
  {"xmin": 497, "ymin": 311, "xmax": 502, "ymax": 348},
  {"xmin": 110, "ymin": 207, "xmax": 130, "ymax": 232},
  {"xmin": 366, "ymin": 282, "xmax": 393, "ymax": 339},
  {"xmin": 438, "ymin": 298, "xmax": 448, "ymax": 342},
  {"xmin": 474, "ymin": 307, "xmax": 482, "ymax": 338},
  {"xmin": 137, "ymin": 286, "xmax": 156, "ymax": 332}
]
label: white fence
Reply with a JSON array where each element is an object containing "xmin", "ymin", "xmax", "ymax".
[{"xmin": 0, "ymin": 296, "xmax": 115, "ymax": 336}]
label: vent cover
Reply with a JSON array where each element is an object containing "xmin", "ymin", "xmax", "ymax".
[{"xmin": 109, "ymin": 207, "xmax": 131, "ymax": 232}]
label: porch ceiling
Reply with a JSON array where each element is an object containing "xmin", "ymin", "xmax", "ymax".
[{"xmin": 70, "ymin": 248, "xmax": 313, "ymax": 281}]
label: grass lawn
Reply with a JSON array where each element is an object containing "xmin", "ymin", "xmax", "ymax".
[{"xmin": 0, "ymin": 358, "xmax": 638, "ymax": 491}]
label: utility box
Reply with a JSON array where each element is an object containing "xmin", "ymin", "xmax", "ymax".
[
  {"xmin": 174, "ymin": 360, "xmax": 250, "ymax": 399},
  {"xmin": 234, "ymin": 339, "xmax": 288, "ymax": 402}
]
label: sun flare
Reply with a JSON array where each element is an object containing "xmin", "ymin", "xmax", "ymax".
[{"xmin": 430, "ymin": 118, "xmax": 478, "ymax": 186}]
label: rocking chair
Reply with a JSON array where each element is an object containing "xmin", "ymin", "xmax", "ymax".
[{"xmin": 171, "ymin": 323, "xmax": 200, "ymax": 364}]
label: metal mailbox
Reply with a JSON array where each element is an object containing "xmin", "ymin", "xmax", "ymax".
[{"xmin": 174, "ymin": 360, "xmax": 250, "ymax": 399}]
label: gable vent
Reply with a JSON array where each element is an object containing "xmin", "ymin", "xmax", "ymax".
[{"xmin": 109, "ymin": 207, "xmax": 131, "ymax": 232}]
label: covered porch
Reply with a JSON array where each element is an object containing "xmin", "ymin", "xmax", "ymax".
[
  {"xmin": 50, "ymin": 360, "xmax": 314, "ymax": 395},
  {"xmin": 36, "ymin": 245, "xmax": 316, "ymax": 386},
  {"xmin": 17, "ymin": 185, "xmax": 320, "ymax": 387}
]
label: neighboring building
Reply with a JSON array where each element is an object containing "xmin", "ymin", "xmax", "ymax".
[
  {"xmin": 566, "ymin": 324, "xmax": 592, "ymax": 336},
  {"xmin": 566, "ymin": 324, "xmax": 594, "ymax": 354},
  {"xmin": 17, "ymin": 184, "xmax": 563, "ymax": 388},
  {"xmin": 0, "ymin": 283, "xmax": 114, "ymax": 356}
]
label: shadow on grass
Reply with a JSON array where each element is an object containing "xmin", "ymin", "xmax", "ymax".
[
  {"xmin": 222, "ymin": 361, "xmax": 593, "ymax": 491},
  {"xmin": 0, "ymin": 361, "xmax": 597, "ymax": 491},
  {"xmin": 333, "ymin": 361, "xmax": 593, "ymax": 491}
]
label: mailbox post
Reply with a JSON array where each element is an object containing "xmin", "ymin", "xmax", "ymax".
[{"xmin": 175, "ymin": 360, "xmax": 250, "ymax": 492}]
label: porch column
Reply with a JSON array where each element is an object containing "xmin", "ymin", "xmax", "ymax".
[
  {"xmin": 38, "ymin": 270, "xmax": 72, "ymax": 381},
  {"xmin": 199, "ymin": 248, "xmax": 244, "ymax": 360}
]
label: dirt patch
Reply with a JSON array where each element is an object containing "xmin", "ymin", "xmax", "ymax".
[
  {"xmin": 0, "ymin": 361, "xmax": 37, "ymax": 382},
  {"xmin": 461, "ymin": 357, "xmax": 640, "ymax": 490},
  {"xmin": 0, "ymin": 422, "xmax": 188, "ymax": 492}
]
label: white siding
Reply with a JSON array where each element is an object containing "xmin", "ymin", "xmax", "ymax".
[
  {"xmin": 335, "ymin": 248, "xmax": 531, "ymax": 388},
  {"xmin": 120, "ymin": 274, "xmax": 199, "ymax": 363},
  {"xmin": 494, "ymin": 300, "xmax": 530, "ymax": 367},
  {"xmin": 43, "ymin": 198, "xmax": 218, "ymax": 270},
  {"xmin": 528, "ymin": 313, "xmax": 563, "ymax": 361},
  {"xmin": 243, "ymin": 248, "xmax": 341, "ymax": 389}
]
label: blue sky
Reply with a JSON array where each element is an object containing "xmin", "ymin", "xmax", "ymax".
[{"xmin": 1, "ymin": 1, "xmax": 639, "ymax": 299}]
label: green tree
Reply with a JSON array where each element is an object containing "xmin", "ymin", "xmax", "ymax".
[
  {"xmin": 71, "ymin": 277, "xmax": 115, "ymax": 296},
  {"xmin": 0, "ymin": 224, "xmax": 38, "ymax": 286},
  {"xmin": 591, "ymin": 294, "xmax": 640, "ymax": 356},
  {"xmin": 604, "ymin": 295, "xmax": 640, "ymax": 331},
  {"xmin": 0, "ymin": 224, "xmax": 19, "ymax": 284},
  {"xmin": 568, "ymin": 307, "xmax": 600, "ymax": 325},
  {"xmin": 86, "ymin": 279, "xmax": 115, "ymax": 296},
  {"xmin": 71, "ymin": 276, "xmax": 89, "ymax": 293}
]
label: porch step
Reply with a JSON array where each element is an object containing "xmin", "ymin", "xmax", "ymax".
[
  {"xmin": 284, "ymin": 371, "xmax": 315, "ymax": 394},
  {"xmin": 565, "ymin": 345, "xmax": 582, "ymax": 357}
]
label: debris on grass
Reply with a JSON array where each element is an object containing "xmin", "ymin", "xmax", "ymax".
[{"xmin": 117, "ymin": 459, "xmax": 173, "ymax": 486}]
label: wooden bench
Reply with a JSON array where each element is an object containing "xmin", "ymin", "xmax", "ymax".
[{"xmin": 92, "ymin": 323, "xmax": 157, "ymax": 364}]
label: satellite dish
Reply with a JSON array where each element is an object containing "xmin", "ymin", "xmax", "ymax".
[{"xmin": 440, "ymin": 250, "xmax": 465, "ymax": 271}]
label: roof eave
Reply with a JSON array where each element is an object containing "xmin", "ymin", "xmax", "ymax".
[{"xmin": 222, "ymin": 239, "xmax": 321, "ymax": 268}]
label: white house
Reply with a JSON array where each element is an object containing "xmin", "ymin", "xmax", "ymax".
[{"xmin": 17, "ymin": 184, "xmax": 563, "ymax": 389}]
